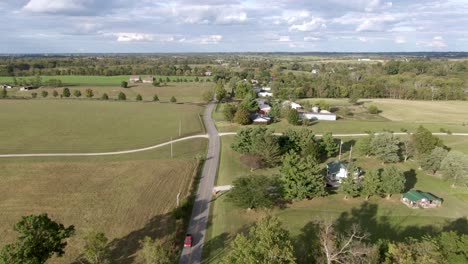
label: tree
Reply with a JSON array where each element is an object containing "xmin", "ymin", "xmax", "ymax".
[
  {"xmin": 321, "ymin": 132, "xmax": 339, "ymax": 158},
  {"xmin": 41, "ymin": 90, "xmax": 48, "ymax": 98},
  {"xmin": 0, "ymin": 214, "xmax": 75, "ymax": 264},
  {"xmin": 73, "ymin": 90, "xmax": 81, "ymax": 98},
  {"xmin": 240, "ymin": 92, "xmax": 258, "ymax": 112},
  {"xmin": 356, "ymin": 133, "xmax": 374, "ymax": 157},
  {"xmin": 31, "ymin": 92, "xmax": 37, "ymax": 98},
  {"xmin": 152, "ymin": 94, "xmax": 159, "ymax": 102},
  {"xmin": 118, "ymin": 92, "xmax": 126, "ymax": 101},
  {"xmin": 361, "ymin": 169, "xmax": 381, "ymax": 200},
  {"xmin": 437, "ymin": 231, "xmax": 468, "ymax": 263},
  {"xmin": 0, "ymin": 88, "xmax": 6, "ymax": 98},
  {"xmin": 170, "ymin": 96, "xmax": 177, "ymax": 103},
  {"xmin": 287, "ymin": 108, "xmax": 300, "ymax": 125},
  {"xmin": 233, "ymin": 106, "xmax": 251, "ymax": 125},
  {"xmin": 339, "ymin": 168, "xmax": 360, "ymax": 199},
  {"xmin": 227, "ymin": 175, "xmax": 279, "ymax": 209},
  {"xmin": 252, "ymin": 133, "xmax": 282, "ymax": 167},
  {"xmin": 121, "ymin": 81, "xmax": 128, "ymax": 88},
  {"xmin": 234, "ymin": 81, "xmax": 253, "ymax": 99},
  {"xmin": 215, "ymin": 81, "xmax": 227, "ymax": 101},
  {"xmin": 367, "ymin": 105, "xmax": 379, "ymax": 114},
  {"xmin": 86, "ymin": 89, "xmax": 94, "ymax": 98},
  {"xmin": 231, "ymin": 127, "xmax": 268, "ymax": 153},
  {"xmin": 319, "ymin": 222, "xmax": 375, "ymax": 264},
  {"xmin": 380, "ymin": 166, "xmax": 405, "ymax": 199},
  {"xmin": 420, "ymin": 147, "xmax": 448, "ymax": 174},
  {"xmin": 400, "ymin": 137, "xmax": 415, "ymax": 162},
  {"xmin": 224, "ymin": 216, "xmax": 296, "ymax": 264},
  {"xmin": 202, "ymin": 89, "xmax": 214, "ymax": 102},
  {"xmin": 440, "ymin": 151, "xmax": 468, "ymax": 187},
  {"xmin": 101, "ymin": 93, "xmax": 109, "ymax": 100},
  {"xmin": 240, "ymin": 154, "xmax": 266, "ymax": 171},
  {"xmin": 386, "ymin": 237, "xmax": 442, "ymax": 264},
  {"xmin": 82, "ymin": 232, "xmax": 109, "ymax": 264},
  {"xmin": 222, "ymin": 103, "xmax": 237, "ymax": 122},
  {"xmin": 280, "ymin": 151, "xmax": 326, "ymax": 200},
  {"xmin": 136, "ymin": 94, "xmax": 143, "ymax": 101},
  {"xmin": 371, "ymin": 132, "xmax": 400, "ymax": 164},
  {"xmin": 63, "ymin": 88, "xmax": 71, "ymax": 97},
  {"xmin": 52, "ymin": 90, "xmax": 59, "ymax": 97},
  {"xmin": 411, "ymin": 125, "xmax": 443, "ymax": 156},
  {"xmin": 140, "ymin": 237, "xmax": 172, "ymax": 264},
  {"xmin": 152, "ymin": 80, "xmax": 160, "ymax": 87},
  {"xmin": 269, "ymin": 102, "xmax": 282, "ymax": 121}
]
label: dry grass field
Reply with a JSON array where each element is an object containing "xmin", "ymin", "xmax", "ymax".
[
  {"xmin": 0, "ymin": 138, "xmax": 207, "ymax": 263},
  {"xmin": 363, "ymin": 99, "xmax": 468, "ymax": 124},
  {"xmin": 0, "ymin": 100, "xmax": 204, "ymax": 153}
]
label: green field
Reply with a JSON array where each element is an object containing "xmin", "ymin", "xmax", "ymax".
[
  {"xmin": 203, "ymin": 136, "xmax": 468, "ymax": 263},
  {"xmin": 0, "ymin": 75, "xmax": 212, "ymax": 86},
  {"xmin": 0, "ymin": 100, "xmax": 204, "ymax": 153},
  {"xmin": 0, "ymin": 138, "xmax": 207, "ymax": 263}
]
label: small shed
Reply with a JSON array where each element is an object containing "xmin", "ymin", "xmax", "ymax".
[
  {"xmin": 252, "ymin": 115, "xmax": 272, "ymax": 125},
  {"xmin": 204, "ymin": 71, "xmax": 212, "ymax": 76},
  {"xmin": 402, "ymin": 190, "xmax": 442, "ymax": 208},
  {"xmin": 129, "ymin": 75, "xmax": 141, "ymax": 83},
  {"xmin": 142, "ymin": 76, "xmax": 155, "ymax": 83}
]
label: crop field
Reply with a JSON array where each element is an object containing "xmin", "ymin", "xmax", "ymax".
[
  {"xmin": 0, "ymin": 100, "xmax": 204, "ymax": 153},
  {"xmin": 0, "ymin": 138, "xmax": 207, "ymax": 263},
  {"xmin": 203, "ymin": 136, "xmax": 468, "ymax": 263},
  {"xmin": 0, "ymin": 75, "xmax": 212, "ymax": 86}
]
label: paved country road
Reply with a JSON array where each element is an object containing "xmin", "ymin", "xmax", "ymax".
[{"xmin": 179, "ymin": 101, "xmax": 220, "ymax": 264}]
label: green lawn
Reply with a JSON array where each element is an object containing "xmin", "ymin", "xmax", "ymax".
[
  {"xmin": 0, "ymin": 100, "xmax": 204, "ymax": 153},
  {"xmin": 203, "ymin": 136, "xmax": 468, "ymax": 263},
  {"xmin": 0, "ymin": 75, "xmax": 212, "ymax": 86},
  {"xmin": 0, "ymin": 138, "xmax": 207, "ymax": 263}
]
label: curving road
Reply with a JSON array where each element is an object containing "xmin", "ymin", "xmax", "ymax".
[{"xmin": 179, "ymin": 101, "xmax": 220, "ymax": 264}]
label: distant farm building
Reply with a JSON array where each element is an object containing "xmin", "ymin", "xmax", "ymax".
[
  {"xmin": 402, "ymin": 190, "xmax": 442, "ymax": 208},
  {"xmin": 301, "ymin": 112, "xmax": 337, "ymax": 121},
  {"xmin": 129, "ymin": 75, "xmax": 141, "ymax": 83},
  {"xmin": 19, "ymin": 86, "xmax": 36, "ymax": 91},
  {"xmin": 204, "ymin": 71, "xmax": 212, "ymax": 76},
  {"xmin": 282, "ymin": 100, "xmax": 303, "ymax": 110},
  {"xmin": 1, "ymin": 84, "xmax": 12, "ymax": 89},
  {"xmin": 252, "ymin": 114, "xmax": 272, "ymax": 125},
  {"xmin": 258, "ymin": 92, "xmax": 273, "ymax": 97},
  {"xmin": 259, "ymin": 104, "xmax": 271, "ymax": 115},
  {"xmin": 326, "ymin": 161, "xmax": 363, "ymax": 188},
  {"xmin": 142, "ymin": 76, "xmax": 155, "ymax": 83}
]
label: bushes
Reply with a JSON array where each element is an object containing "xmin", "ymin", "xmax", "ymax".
[
  {"xmin": 170, "ymin": 96, "xmax": 177, "ymax": 103},
  {"xmin": 118, "ymin": 92, "xmax": 126, "ymax": 100},
  {"xmin": 153, "ymin": 94, "xmax": 159, "ymax": 102},
  {"xmin": 73, "ymin": 90, "xmax": 81, "ymax": 97},
  {"xmin": 62, "ymin": 88, "xmax": 70, "ymax": 97},
  {"xmin": 101, "ymin": 93, "xmax": 109, "ymax": 100},
  {"xmin": 136, "ymin": 94, "xmax": 143, "ymax": 101},
  {"xmin": 368, "ymin": 105, "xmax": 379, "ymax": 114},
  {"xmin": 31, "ymin": 92, "xmax": 37, "ymax": 98},
  {"xmin": 121, "ymin": 81, "xmax": 128, "ymax": 88},
  {"xmin": 41, "ymin": 91, "xmax": 48, "ymax": 98}
]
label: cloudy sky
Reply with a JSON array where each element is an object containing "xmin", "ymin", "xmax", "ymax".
[{"xmin": 1, "ymin": 0, "xmax": 467, "ymax": 53}]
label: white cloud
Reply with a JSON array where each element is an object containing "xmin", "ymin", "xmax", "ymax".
[
  {"xmin": 278, "ymin": 36, "xmax": 291, "ymax": 42},
  {"xmin": 169, "ymin": 5, "xmax": 248, "ymax": 24},
  {"xmin": 114, "ymin": 33, "xmax": 155, "ymax": 42},
  {"xmin": 23, "ymin": 0, "xmax": 90, "ymax": 13},
  {"xmin": 417, "ymin": 36, "xmax": 447, "ymax": 48},
  {"xmin": 304, "ymin": 36, "xmax": 321, "ymax": 41},
  {"xmin": 289, "ymin": 18, "xmax": 326, "ymax": 32},
  {"xmin": 395, "ymin": 36, "xmax": 406, "ymax": 44}
]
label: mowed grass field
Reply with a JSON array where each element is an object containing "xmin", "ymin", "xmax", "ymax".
[
  {"xmin": 5, "ymin": 82, "xmax": 213, "ymax": 103},
  {"xmin": 0, "ymin": 100, "xmax": 204, "ymax": 153},
  {"xmin": 203, "ymin": 136, "xmax": 468, "ymax": 263},
  {"xmin": 0, "ymin": 138, "xmax": 207, "ymax": 263}
]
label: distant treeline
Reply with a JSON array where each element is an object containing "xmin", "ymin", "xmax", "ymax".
[{"xmin": 1, "ymin": 56, "xmax": 466, "ymax": 100}]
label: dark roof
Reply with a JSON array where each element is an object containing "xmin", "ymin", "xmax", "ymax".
[
  {"xmin": 327, "ymin": 160, "xmax": 347, "ymax": 174},
  {"xmin": 403, "ymin": 190, "xmax": 441, "ymax": 202}
]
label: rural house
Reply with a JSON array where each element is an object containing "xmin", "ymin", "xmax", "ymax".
[
  {"xmin": 204, "ymin": 71, "xmax": 212, "ymax": 76},
  {"xmin": 19, "ymin": 86, "xmax": 36, "ymax": 91},
  {"xmin": 142, "ymin": 76, "xmax": 155, "ymax": 83},
  {"xmin": 1, "ymin": 84, "xmax": 12, "ymax": 89},
  {"xmin": 129, "ymin": 75, "xmax": 141, "ymax": 82},
  {"xmin": 402, "ymin": 190, "xmax": 442, "ymax": 208},
  {"xmin": 326, "ymin": 161, "xmax": 363, "ymax": 187}
]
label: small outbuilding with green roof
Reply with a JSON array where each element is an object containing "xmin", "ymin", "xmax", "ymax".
[{"xmin": 402, "ymin": 190, "xmax": 442, "ymax": 208}]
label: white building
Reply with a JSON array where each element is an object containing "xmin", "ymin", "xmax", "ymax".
[
  {"xmin": 258, "ymin": 92, "xmax": 273, "ymax": 97},
  {"xmin": 262, "ymin": 86, "xmax": 271, "ymax": 91},
  {"xmin": 301, "ymin": 112, "xmax": 337, "ymax": 121},
  {"xmin": 1, "ymin": 84, "xmax": 12, "ymax": 89},
  {"xmin": 282, "ymin": 100, "xmax": 303, "ymax": 110},
  {"xmin": 129, "ymin": 75, "xmax": 141, "ymax": 82}
]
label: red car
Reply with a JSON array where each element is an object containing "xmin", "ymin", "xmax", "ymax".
[{"xmin": 184, "ymin": 234, "xmax": 193, "ymax": 247}]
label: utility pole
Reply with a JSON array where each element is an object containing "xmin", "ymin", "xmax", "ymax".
[
  {"xmin": 349, "ymin": 145, "xmax": 353, "ymax": 162},
  {"xmin": 338, "ymin": 140, "xmax": 343, "ymax": 160},
  {"xmin": 171, "ymin": 137, "xmax": 173, "ymax": 158}
]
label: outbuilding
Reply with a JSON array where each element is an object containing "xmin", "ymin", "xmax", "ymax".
[
  {"xmin": 129, "ymin": 75, "xmax": 141, "ymax": 83},
  {"xmin": 142, "ymin": 76, "xmax": 155, "ymax": 83},
  {"xmin": 402, "ymin": 190, "xmax": 442, "ymax": 208}
]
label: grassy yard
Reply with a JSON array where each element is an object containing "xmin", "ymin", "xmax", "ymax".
[
  {"xmin": 0, "ymin": 138, "xmax": 207, "ymax": 264},
  {"xmin": 203, "ymin": 136, "xmax": 468, "ymax": 263},
  {"xmin": 0, "ymin": 100, "xmax": 204, "ymax": 153},
  {"xmin": 0, "ymin": 75, "xmax": 212, "ymax": 86}
]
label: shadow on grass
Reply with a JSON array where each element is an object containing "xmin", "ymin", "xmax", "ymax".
[{"xmin": 403, "ymin": 169, "xmax": 417, "ymax": 191}]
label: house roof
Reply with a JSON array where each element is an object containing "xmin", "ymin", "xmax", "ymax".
[
  {"xmin": 403, "ymin": 190, "xmax": 441, "ymax": 202},
  {"xmin": 130, "ymin": 75, "xmax": 140, "ymax": 79},
  {"xmin": 327, "ymin": 160, "xmax": 348, "ymax": 174}
]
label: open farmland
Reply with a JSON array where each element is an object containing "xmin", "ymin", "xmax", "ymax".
[
  {"xmin": 0, "ymin": 138, "xmax": 207, "ymax": 263},
  {"xmin": 0, "ymin": 100, "xmax": 204, "ymax": 153},
  {"xmin": 203, "ymin": 136, "xmax": 468, "ymax": 263}
]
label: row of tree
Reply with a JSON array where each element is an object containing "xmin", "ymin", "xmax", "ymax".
[{"xmin": 224, "ymin": 216, "xmax": 468, "ymax": 264}]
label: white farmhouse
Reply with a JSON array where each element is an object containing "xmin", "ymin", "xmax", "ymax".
[{"xmin": 258, "ymin": 92, "xmax": 273, "ymax": 97}]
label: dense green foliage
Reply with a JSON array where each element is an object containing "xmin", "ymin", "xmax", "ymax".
[
  {"xmin": 380, "ymin": 166, "xmax": 406, "ymax": 198},
  {"xmin": 227, "ymin": 175, "xmax": 280, "ymax": 209},
  {"xmin": 0, "ymin": 214, "xmax": 75, "ymax": 264},
  {"xmin": 371, "ymin": 132, "xmax": 400, "ymax": 163},
  {"xmin": 82, "ymin": 232, "xmax": 110, "ymax": 264}
]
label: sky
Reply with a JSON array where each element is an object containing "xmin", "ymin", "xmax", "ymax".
[{"xmin": 1, "ymin": 0, "xmax": 467, "ymax": 53}]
